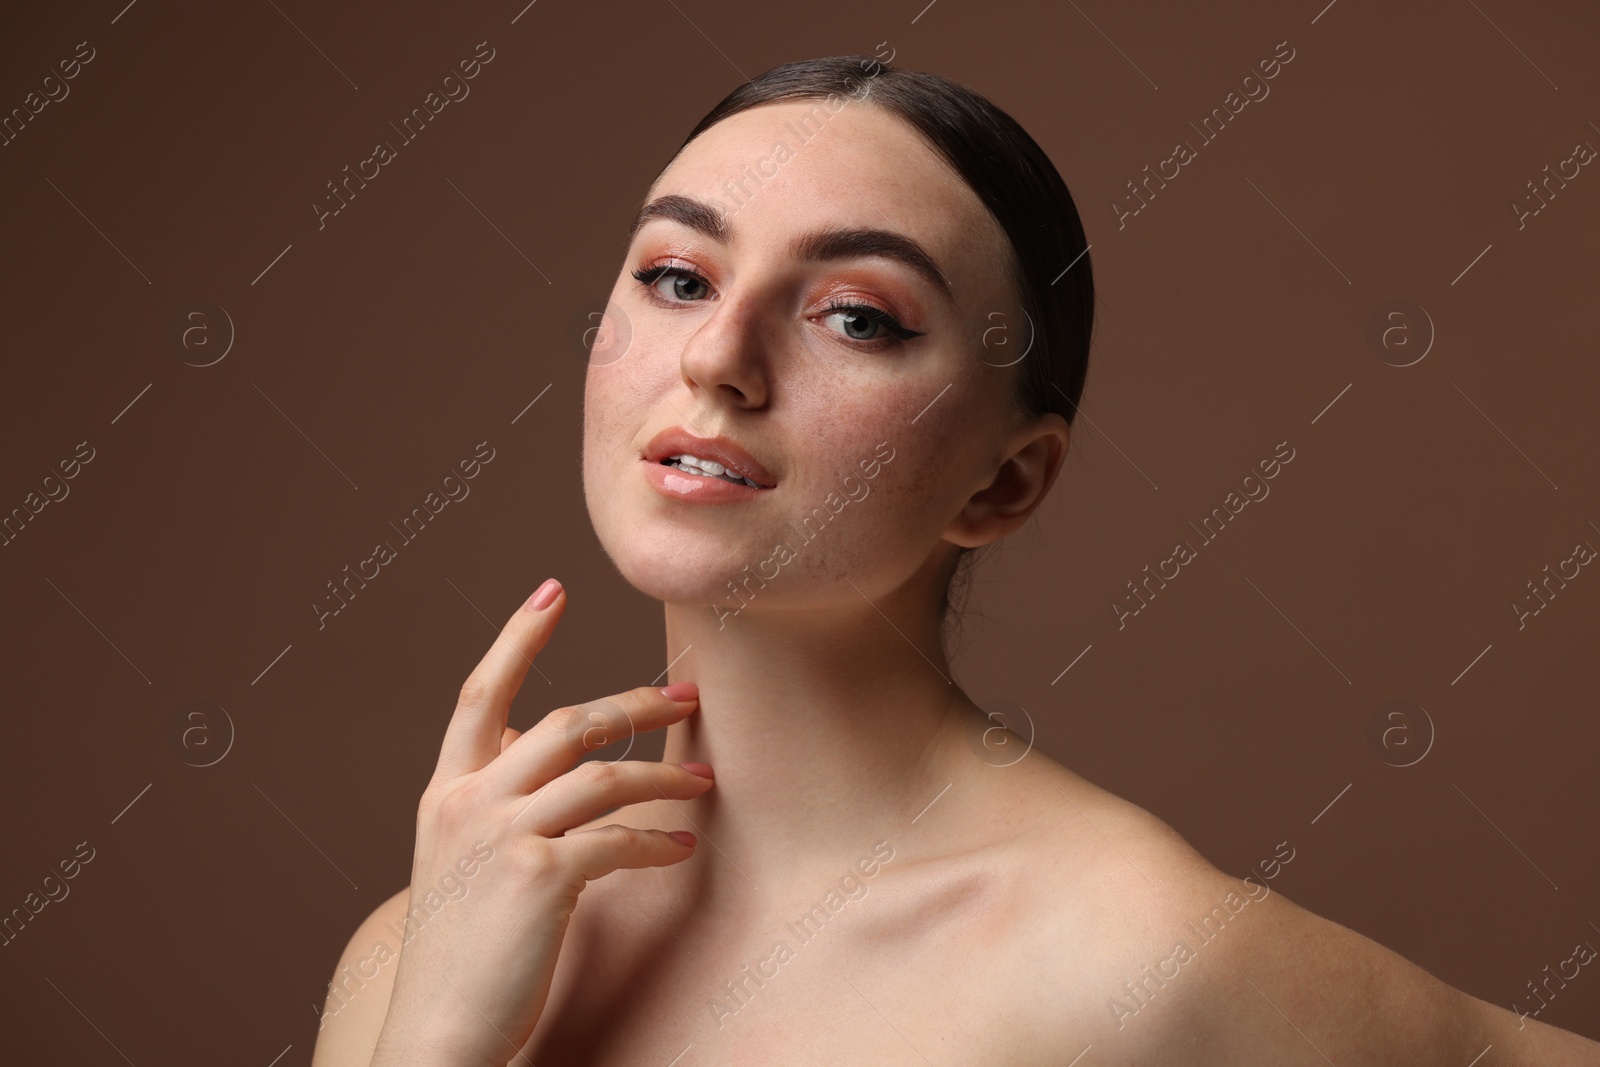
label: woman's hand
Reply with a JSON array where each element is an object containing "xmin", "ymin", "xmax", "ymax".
[{"xmin": 368, "ymin": 579, "xmax": 714, "ymax": 1067}]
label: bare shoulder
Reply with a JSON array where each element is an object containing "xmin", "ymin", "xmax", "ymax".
[
  {"xmin": 1136, "ymin": 872, "xmax": 1600, "ymax": 1065},
  {"xmin": 309, "ymin": 886, "xmax": 411, "ymax": 1067},
  {"xmin": 992, "ymin": 760, "xmax": 1600, "ymax": 1064}
]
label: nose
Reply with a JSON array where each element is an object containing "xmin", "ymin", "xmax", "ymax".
[{"xmin": 676, "ymin": 289, "xmax": 771, "ymax": 410}]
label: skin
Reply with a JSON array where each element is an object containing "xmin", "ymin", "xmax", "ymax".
[{"xmin": 312, "ymin": 98, "xmax": 1600, "ymax": 1065}]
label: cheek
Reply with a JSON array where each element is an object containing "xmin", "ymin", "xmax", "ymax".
[{"xmin": 788, "ymin": 385, "xmax": 966, "ymax": 545}]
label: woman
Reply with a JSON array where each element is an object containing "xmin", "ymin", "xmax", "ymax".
[{"xmin": 312, "ymin": 56, "xmax": 1600, "ymax": 1065}]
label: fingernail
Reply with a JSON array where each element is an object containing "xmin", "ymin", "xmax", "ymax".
[
  {"xmin": 524, "ymin": 578, "xmax": 561, "ymax": 612},
  {"xmin": 667, "ymin": 830, "xmax": 696, "ymax": 846},
  {"xmin": 659, "ymin": 681, "xmax": 698, "ymax": 702},
  {"xmin": 679, "ymin": 761, "xmax": 714, "ymax": 779}
]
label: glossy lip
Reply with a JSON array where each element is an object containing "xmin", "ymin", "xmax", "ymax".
[
  {"xmin": 642, "ymin": 426, "xmax": 777, "ymax": 489},
  {"xmin": 641, "ymin": 458, "xmax": 767, "ymax": 503}
]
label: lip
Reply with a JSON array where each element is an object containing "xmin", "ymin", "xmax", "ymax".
[
  {"xmin": 642, "ymin": 427, "xmax": 777, "ymax": 489},
  {"xmin": 641, "ymin": 458, "xmax": 769, "ymax": 503}
]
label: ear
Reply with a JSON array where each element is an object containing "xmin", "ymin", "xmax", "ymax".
[{"xmin": 943, "ymin": 414, "xmax": 1069, "ymax": 549}]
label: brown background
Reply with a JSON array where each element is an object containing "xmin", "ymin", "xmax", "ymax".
[{"xmin": 2, "ymin": 0, "xmax": 1597, "ymax": 1061}]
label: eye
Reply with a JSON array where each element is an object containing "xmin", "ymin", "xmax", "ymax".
[
  {"xmin": 819, "ymin": 300, "xmax": 925, "ymax": 345},
  {"xmin": 630, "ymin": 263, "xmax": 927, "ymax": 349},
  {"xmin": 631, "ymin": 264, "xmax": 713, "ymax": 303}
]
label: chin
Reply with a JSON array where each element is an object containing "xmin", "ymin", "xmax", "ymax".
[
  {"xmin": 603, "ymin": 526, "xmax": 760, "ymax": 607},
  {"xmin": 584, "ymin": 474, "xmax": 748, "ymax": 607}
]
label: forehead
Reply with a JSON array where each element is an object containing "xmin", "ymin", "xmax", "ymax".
[{"xmin": 643, "ymin": 99, "xmax": 1014, "ymax": 308}]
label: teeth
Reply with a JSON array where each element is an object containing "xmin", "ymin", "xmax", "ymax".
[
  {"xmin": 682, "ymin": 454, "xmax": 725, "ymax": 475},
  {"xmin": 664, "ymin": 453, "xmax": 759, "ymax": 487}
]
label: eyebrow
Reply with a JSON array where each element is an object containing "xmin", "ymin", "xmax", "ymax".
[{"xmin": 627, "ymin": 193, "xmax": 954, "ymax": 300}]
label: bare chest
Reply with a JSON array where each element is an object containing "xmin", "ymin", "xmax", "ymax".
[{"xmin": 518, "ymin": 868, "xmax": 1080, "ymax": 1065}]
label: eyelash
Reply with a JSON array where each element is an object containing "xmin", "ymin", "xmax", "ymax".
[{"xmin": 629, "ymin": 264, "xmax": 926, "ymax": 346}]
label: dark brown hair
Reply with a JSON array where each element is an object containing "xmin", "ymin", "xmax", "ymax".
[{"xmin": 667, "ymin": 56, "xmax": 1096, "ymax": 633}]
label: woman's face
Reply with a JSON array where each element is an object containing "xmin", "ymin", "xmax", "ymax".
[{"xmin": 582, "ymin": 97, "xmax": 1038, "ymax": 615}]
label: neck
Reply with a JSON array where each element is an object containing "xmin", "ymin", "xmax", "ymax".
[{"xmin": 657, "ymin": 575, "xmax": 975, "ymax": 900}]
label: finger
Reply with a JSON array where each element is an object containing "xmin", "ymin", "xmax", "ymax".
[
  {"xmin": 556, "ymin": 823, "xmax": 697, "ymax": 882},
  {"xmin": 509, "ymin": 760, "xmax": 714, "ymax": 836},
  {"xmin": 494, "ymin": 683, "xmax": 700, "ymax": 795},
  {"xmin": 433, "ymin": 579, "xmax": 565, "ymax": 781},
  {"xmin": 500, "ymin": 726, "xmax": 521, "ymax": 753}
]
